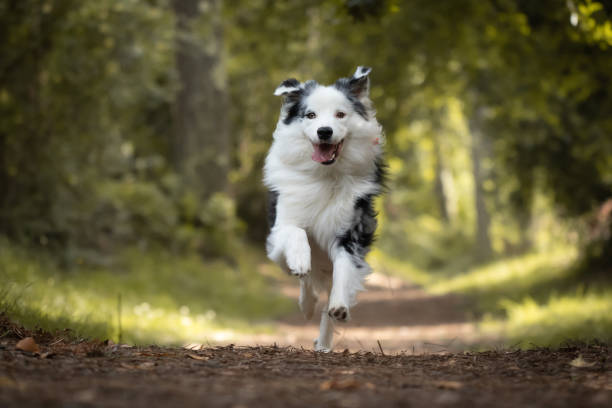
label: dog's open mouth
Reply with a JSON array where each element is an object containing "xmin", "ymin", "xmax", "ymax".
[{"xmin": 312, "ymin": 140, "xmax": 344, "ymax": 165}]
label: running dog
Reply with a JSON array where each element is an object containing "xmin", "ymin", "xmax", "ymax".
[{"xmin": 264, "ymin": 66, "xmax": 385, "ymax": 352}]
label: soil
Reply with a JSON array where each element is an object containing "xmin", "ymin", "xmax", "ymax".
[
  {"xmin": 0, "ymin": 328, "xmax": 610, "ymax": 407},
  {"xmin": 237, "ymin": 272, "xmax": 490, "ymax": 353},
  {"xmin": 1, "ymin": 275, "xmax": 611, "ymax": 408}
]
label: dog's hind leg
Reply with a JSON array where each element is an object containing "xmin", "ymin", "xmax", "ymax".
[
  {"xmin": 298, "ymin": 277, "xmax": 317, "ymax": 320},
  {"xmin": 314, "ymin": 304, "xmax": 334, "ymax": 352}
]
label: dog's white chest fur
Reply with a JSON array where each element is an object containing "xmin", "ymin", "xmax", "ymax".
[{"xmin": 267, "ymin": 162, "xmax": 376, "ymax": 250}]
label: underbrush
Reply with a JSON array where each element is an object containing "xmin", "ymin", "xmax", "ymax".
[
  {"xmin": 0, "ymin": 240, "xmax": 291, "ymax": 345},
  {"xmin": 369, "ymin": 246, "xmax": 612, "ymax": 347}
]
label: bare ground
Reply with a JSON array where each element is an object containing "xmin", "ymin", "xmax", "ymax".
[
  {"xmin": 234, "ymin": 273, "xmax": 493, "ymax": 353},
  {"xmin": 0, "ymin": 330, "xmax": 610, "ymax": 407},
  {"xmin": 1, "ymin": 273, "xmax": 611, "ymax": 407}
]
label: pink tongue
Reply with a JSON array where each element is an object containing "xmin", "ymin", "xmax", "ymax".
[{"xmin": 312, "ymin": 143, "xmax": 336, "ymax": 163}]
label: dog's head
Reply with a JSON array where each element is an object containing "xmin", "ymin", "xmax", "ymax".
[{"xmin": 273, "ymin": 66, "xmax": 379, "ymax": 166}]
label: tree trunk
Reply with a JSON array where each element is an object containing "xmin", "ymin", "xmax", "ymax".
[
  {"xmin": 469, "ymin": 109, "xmax": 493, "ymax": 261},
  {"xmin": 172, "ymin": 0, "xmax": 229, "ymax": 198},
  {"xmin": 432, "ymin": 131, "xmax": 450, "ymax": 224}
]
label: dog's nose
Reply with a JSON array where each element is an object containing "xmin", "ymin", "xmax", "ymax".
[{"xmin": 317, "ymin": 127, "xmax": 333, "ymax": 141}]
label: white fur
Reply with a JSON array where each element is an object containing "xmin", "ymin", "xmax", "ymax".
[{"xmin": 264, "ymin": 73, "xmax": 384, "ymax": 352}]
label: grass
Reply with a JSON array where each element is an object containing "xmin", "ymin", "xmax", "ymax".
[
  {"xmin": 369, "ymin": 245, "xmax": 612, "ymax": 347},
  {"xmin": 0, "ymin": 240, "xmax": 292, "ymax": 345},
  {"xmin": 482, "ymin": 290, "xmax": 612, "ymax": 347}
]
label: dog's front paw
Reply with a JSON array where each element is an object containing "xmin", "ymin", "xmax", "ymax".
[
  {"xmin": 328, "ymin": 305, "xmax": 350, "ymax": 322},
  {"xmin": 286, "ymin": 239, "xmax": 311, "ymax": 277},
  {"xmin": 314, "ymin": 339, "xmax": 332, "ymax": 353}
]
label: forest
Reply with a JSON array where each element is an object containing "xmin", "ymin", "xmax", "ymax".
[
  {"xmin": 1, "ymin": 0, "xmax": 611, "ymax": 349},
  {"xmin": 1, "ymin": 1, "xmax": 612, "ymax": 406}
]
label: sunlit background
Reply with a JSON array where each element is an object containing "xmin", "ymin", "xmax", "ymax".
[{"xmin": 1, "ymin": 0, "xmax": 611, "ymax": 350}]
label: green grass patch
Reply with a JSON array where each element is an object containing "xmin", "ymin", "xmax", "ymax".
[
  {"xmin": 0, "ymin": 240, "xmax": 292, "ymax": 345},
  {"xmin": 370, "ymin": 245, "xmax": 612, "ymax": 348},
  {"xmin": 483, "ymin": 291, "xmax": 612, "ymax": 347},
  {"xmin": 428, "ymin": 247, "xmax": 580, "ymax": 310}
]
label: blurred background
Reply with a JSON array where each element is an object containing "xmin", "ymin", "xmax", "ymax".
[{"xmin": 1, "ymin": 0, "xmax": 611, "ymax": 350}]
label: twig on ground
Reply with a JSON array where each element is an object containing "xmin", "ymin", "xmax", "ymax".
[
  {"xmin": 377, "ymin": 340, "xmax": 385, "ymax": 356},
  {"xmin": 117, "ymin": 293, "xmax": 123, "ymax": 344}
]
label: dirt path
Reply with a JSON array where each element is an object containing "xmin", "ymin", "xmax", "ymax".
[
  {"xmin": 1, "ymin": 335, "xmax": 610, "ymax": 407},
  {"xmin": 1, "ymin": 273, "xmax": 611, "ymax": 408},
  {"xmin": 231, "ymin": 273, "xmax": 495, "ymax": 353}
]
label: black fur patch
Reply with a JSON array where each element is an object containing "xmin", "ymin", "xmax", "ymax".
[
  {"xmin": 267, "ymin": 190, "xmax": 279, "ymax": 229},
  {"xmin": 280, "ymin": 78, "xmax": 300, "ymax": 89},
  {"xmin": 284, "ymin": 102, "xmax": 304, "ymax": 125},
  {"xmin": 333, "ymin": 78, "xmax": 368, "ymax": 120},
  {"xmin": 337, "ymin": 158, "xmax": 386, "ymax": 266},
  {"xmin": 374, "ymin": 157, "xmax": 388, "ymax": 188},
  {"xmin": 337, "ymin": 195, "xmax": 378, "ymax": 264},
  {"xmin": 283, "ymin": 80, "xmax": 318, "ymax": 125}
]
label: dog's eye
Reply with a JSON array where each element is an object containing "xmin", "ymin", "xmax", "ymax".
[
  {"xmin": 306, "ymin": 112, "xmax": 316, "ymax": 119},
  {"xmin": 335, "ymin": 111, "xmax": 346, "ymax": 119}
]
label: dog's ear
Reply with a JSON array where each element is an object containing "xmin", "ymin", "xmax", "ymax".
[
  {"xmin": 348, "ymin": 66, "xmax": 372, "ymax": 99},
  {"xmin": 274, "ymin": 78, "xmax": 302, "ymax": 101}
]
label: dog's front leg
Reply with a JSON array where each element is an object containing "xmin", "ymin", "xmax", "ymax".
[
  {"xmin": 327, "ymin": 248, "xmax": 367, "ymax": 322},
  {"xmin": 266, "ymin": 225, "xmax": 311, "ymax": 276}
]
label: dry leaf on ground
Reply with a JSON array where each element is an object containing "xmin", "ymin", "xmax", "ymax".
[
  {"xmin": 434, "ymin": 380, "xmax": 463, "ymax": 390},
  {"xmin": 16, "ymin": 337, "xmax": 40, "ymax": 353},
  {"xmin": 320, "ymin": 379, "xmax": 374, "ymax": 391},
  {"xmin": 186, "ymin": 353, "xmax": 209, "ymax": 361},
  {"xmin": 569, "ymin": 355, "xmax": 596, "ymax": 368}
]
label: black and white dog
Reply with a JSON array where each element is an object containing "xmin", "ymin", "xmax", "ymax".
[{"xmin": 264, "ymin": 66, "xmax": 385, "ymax": 352}]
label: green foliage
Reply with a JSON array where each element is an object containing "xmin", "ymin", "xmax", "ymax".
[
  {"xmin": 1, "ymin": 0, "xmax": 611, "ymax": 347},
  {"xmin": 3, "ymin": 0, "xmax": 611, "ymax": 263},
  {"xmin": 484, "ymin": 291, "xmax": 612, "ymax": 347},
  {"xmin": 0, "ymin": 239, "xmax": 290, "ymax": 344},
  {"xmin": 372, "ymin": 244, "xmax": 612, "ymax": 347},
  {"xmin": 1, "ymin": 0, "xmax": 178, "ymax": 248}
]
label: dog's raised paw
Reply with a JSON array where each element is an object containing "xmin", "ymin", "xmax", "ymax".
[
  {"xmin": 287, "ymin": 257, "xmax": 310, "ymax": 276},
  {"xmin": 328, "ymin": 305, "xmax": 350, "ymax": 322},
  {"xmin": 286, "ymin": 239, "xmax": 311, "ymax": 276}
]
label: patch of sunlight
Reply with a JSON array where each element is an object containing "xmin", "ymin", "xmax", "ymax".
[
  {"xmin": 429, "ymin": 246, "xmax": 578, "ymax": 295},
  {"xmin": 482, "ymin": 290, "xmax": 612, "ymax": 347},
  {"xmin": 0, "ymin": 241, "xmax": 289, "ymax": 345},
  {"xmin": 367, "ymin": 248, "xmax": 432, "ymax": 286}
]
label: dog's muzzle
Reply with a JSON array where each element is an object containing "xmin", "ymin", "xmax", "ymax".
[{"xmin": 312, "ymin": 140, "xmax": 344, "ymax": 165}]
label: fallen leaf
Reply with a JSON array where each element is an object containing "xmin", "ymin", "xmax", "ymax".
[
  {"xmin": 38, "ymin": 351, "xmax": 55, "ymax": 359},
  {"xmin": 434, "ymin": 380, "xmax": 463, "ymax": 390},
  {"xmin": 137, "ymin": 361, "xmax": 155, "ymax": 370},
  {"xmin": 16, "ymin": 337, "xmax": 40, "ymax": 353},
  {"xmin": 320, "ymin": 379, "xmax": 363, "ymax": 391},
  {"xmin": 569, "ymin": 355, "xmax": 596, "ymax": 368},
  {"xmin": 186, "ymin": 353, "xmax": 209, "ymax": 361}
]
